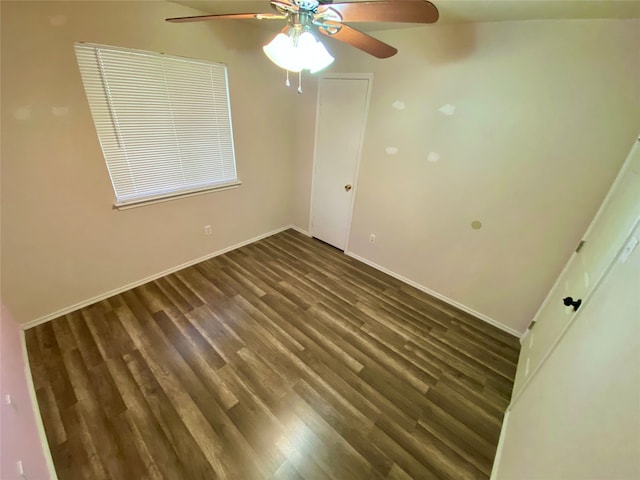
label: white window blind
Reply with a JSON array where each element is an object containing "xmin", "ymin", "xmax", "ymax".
[{"xmin": 74, "ymin": 43, "xmax": 238, "ymax": 206}]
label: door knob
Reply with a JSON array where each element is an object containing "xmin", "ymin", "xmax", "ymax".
[
  {"xmin": 344, "ymin": 184, "xmax": 352, "ymax": 192},
  {"xmin": 563, "ymin": 296, "xmax": 582, "ymax": 312}
]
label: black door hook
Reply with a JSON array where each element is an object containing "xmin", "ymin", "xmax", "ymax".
[{"xmin": 563, "ymin": 296, "xmax": 582, "ymax": 312}]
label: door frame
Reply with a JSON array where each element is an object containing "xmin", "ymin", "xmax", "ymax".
[{"xmin": 308, "ymin": 72, "xmax": 374, "ymax": 251}]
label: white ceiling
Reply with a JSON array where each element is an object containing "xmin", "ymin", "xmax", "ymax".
[{"xmin": 171, "ymin": 0, "xmax": 640, "ymax": 28}]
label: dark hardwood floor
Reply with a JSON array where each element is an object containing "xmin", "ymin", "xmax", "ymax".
[{"xmin": 26, "ymin": 229, "xmax": 520, "ymax": 480}]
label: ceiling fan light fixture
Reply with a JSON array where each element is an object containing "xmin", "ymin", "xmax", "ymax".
[
  {"xmin": 168, "ymin": 0, "xmax": 442, "ymax": 78},
  {"xmin": 263, "ymin": 29, "xmax": 334, "ymax": 74}
]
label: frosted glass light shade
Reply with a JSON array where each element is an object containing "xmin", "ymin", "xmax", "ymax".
[
  {"xmin": 308, "ymin": 36, "xmax": 334, "ymax": 73},
  {"xmin": 263, "ymin": 33, "xmax": 303, "ymax": 72},
  {"xmin": 263, "ymin": 30, "xmax": 334, "ymax": 73}
]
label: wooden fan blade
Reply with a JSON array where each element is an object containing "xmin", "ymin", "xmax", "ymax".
[
  {"xmin": 319, "ymin": 23, "xmax": 397, "ymax": 58},
  {"xmin": 166, "ymin": 13, "xmax": 283, "ymax": 23},
  {"xmin": 319, "ymin": 1, "xmax": 439, "ymax": 24}
]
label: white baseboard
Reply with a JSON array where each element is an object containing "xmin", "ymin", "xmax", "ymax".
[
  {"xmin": 519, "ymin": 328, "xmax": 531, "ymax": 345},
  {"xmin": 22, "ymin": 225, "xmax": 295, "ymax": 330},
  {"xmin": 289, "ymin": 224, "xmax": 311, "ymax": 237},
  {"xmin": 22, "ymin": 224, "xmax": 521, "ymax": 339},
  {"xmin": 21, "ymin": 332, "xmax": 59, "ymax": 480},
  {"xmin": 490, "ymin": 409, "xmax": 510, "ymax": 480},
  {"xmin": 345, "ymin": 251, "xmax": 522, "ymax": 338}
]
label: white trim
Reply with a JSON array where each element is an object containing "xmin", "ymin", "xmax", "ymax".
[
  {"xmin": 289, "ymin": 224, "xmax": 311, "ymax": 237},
  {"xmin": 21, "ymin": 332, "xmax": 59, "ymax": 479},
  {"xmin": 577, "ymin": 136, "xmax": 639, "ymax": 247},
  {"xmin": 21, "ymin": 221, "xmax": 519, "ymax": 338},
  {"xmin": 490, "ymin": 410, "xmax": 510, "ymax": 480},
  {"xmin": 307, "ymin": 76, "xmax": 324, "ymax": 236},
  {"xmin": 114, "ymin": 182, "xmax": 242, "ymax": 210},
  {"xmin": 21, "ymin": 225, "xmax": 294, "ymax": 330},
  {"xmin": 519, "ymin": 135, "xmax": 640, "ymax": 344},
  {"xmin": 308, "ymin": 73, "xmax": 374, "ymax": 250},
  {"xmin": 345, "ymin": 251, "xmax": 521, "ymax": 338}
]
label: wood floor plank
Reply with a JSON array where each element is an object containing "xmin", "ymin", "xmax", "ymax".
[
  {"xmin": 164, "ymin": 273, "xmax": 205, "ymax": 310},
  {"xmin": 34, "ymin": 322, "xmax": 77, "ymax": 409},
  {"xmin": 122, "ymin": 350, "xmax": 219, "ymax": 479},
  {"xmin": 57, "ymin": 403, "xmax": 109, "ymax": 480},
  {"xmin": 106, "ymin": 355, "xmax": 187, "ymax": 479},
  {"xmin": 311, "ymin": 303, "xmax": 432, "ymax": 395},
  {"xmin": 270, "ymin": 459, "xmax": 305, "ymax": 480},
  {"xmin": 35, "ymin": 385, "xmax": 67, "ymax": 448},
  {"xmin": 426, "ymin": 386, "xmax": 502, "ymax": 445},
  {"xmin": 287, "ymin": 385, "xmax": 385, "ymax": 480},
  {"xmin": 233, "ymin": 293, "xmax": 305, "ymax": 353},
  {"xmin": 368, "ymin": 424, "xmax": 440, "ymax": 480},
  {"xmin": 51, "ymin": 317, "xmax": 77, "ymax": 354},
  {"xmin": 293, "ymin": 337, "xmax": 419, "ymax": 433},
  {"xmin": 414, "ymin": 415, "xmax": 493, "ymax": 477},
  {"xmin": 376, "ymin": 415, "xmax": 484, "ymax": 480},
  {"xmin": 119, "ymin": 295, "xmax": 263, "ymax": 479},
  {"xmin": 386, "ymin": 463, "xmax": 415, "ymax": 480},
  {"xmin": 187, "ymin": 304, "xmax": 246, "ymax": 361},
  {"xmin": 61, "ymin": 348, "xmax": 143, "ymax": 480},
  {"xmin": 25, "ymin": 328, "xmax": 48, "ymax": 388},
  {"xmin": 26, "ymin": 229, "xmax": 519, "ymax": 479},
  {"xmin": 292, "ymin": 378, "xmax": 392, "ymax": 477},
  {"xmin": 68, "ymin": 311, "xmax": 104, "ymax": 369}
]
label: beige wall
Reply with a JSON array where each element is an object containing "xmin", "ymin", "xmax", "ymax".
[
  {"xmin": 1, "ymin": 1, "xmax": 297, "ymax": 324},
  {"xmin": 292, "ymin": 19, "xmax": 640, "ymax": 334}
]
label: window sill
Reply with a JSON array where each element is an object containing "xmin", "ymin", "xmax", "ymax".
[{"xmin": 113, "ymin": 181, "xmax": 242, "ymax": 210}]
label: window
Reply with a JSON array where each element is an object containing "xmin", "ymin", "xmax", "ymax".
[{"xmin": 74, "ymin": 43, "xmax": 239, "ymax": 207}]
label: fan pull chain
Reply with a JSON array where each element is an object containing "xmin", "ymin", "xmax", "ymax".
[
  {"xmin": 285, "ymin": 70, "xmax": 290, "ymax": 87},
  {"xmin": 298, "ymin": 71, "xmax": 302, "ymax": 94}
]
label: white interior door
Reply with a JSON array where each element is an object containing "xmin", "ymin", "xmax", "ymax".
[
  {"xmin": 310, "ymin": 75, "xmax": 372, "ymax": 250},
  {"xmin": 493, "ymin": 220, "xmax": 640, "ymax": 479},
  {"xmin": 512, "ymin": 137, "xmax": 640, "ymax": 396}
]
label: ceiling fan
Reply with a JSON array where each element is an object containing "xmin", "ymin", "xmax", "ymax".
[{"xmin": 166, "ymin": 1, "xmax": 439, "ymax": 68}]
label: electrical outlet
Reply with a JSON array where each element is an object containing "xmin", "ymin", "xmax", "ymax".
[
  {"xmin": 204, "ymin": 225, "xmax": 212, "ymax": 235},
  {"xmin": 17, "ymin": 460, "xmax": 24, "ymax": 476},
  {"xmin": 5, "ymin": 394, "xmax": 12, "ymax": 405},
  {"xmin": 369, "ymin": 234, "xmax": 376, "ymax": 244}
]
